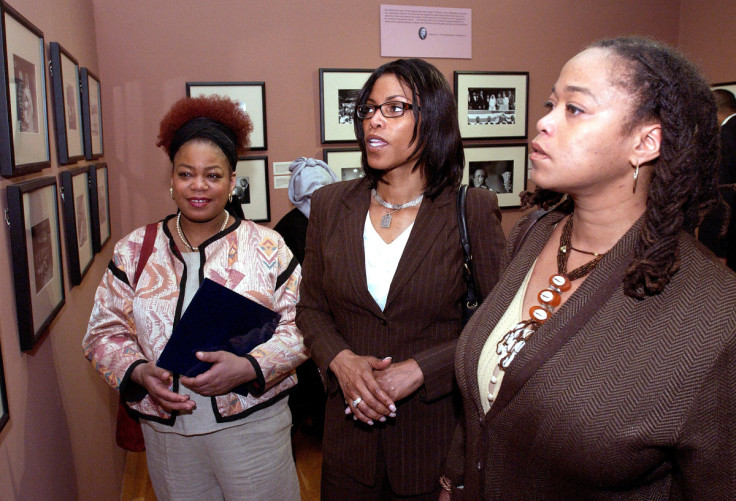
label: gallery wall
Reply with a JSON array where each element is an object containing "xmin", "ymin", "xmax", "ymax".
[{"xmin": 0, "ymin": 0, "xmax": 733, "ymax": 499}]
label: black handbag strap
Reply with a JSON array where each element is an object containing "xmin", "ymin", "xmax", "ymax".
[{"xmin": 457, "ymin": 185, "xmax": 479, "ymax": 309}]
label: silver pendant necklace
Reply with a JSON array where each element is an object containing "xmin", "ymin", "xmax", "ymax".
[{"xmin": 371, "ymin": 189, "xmax": 423, "ymax": 228}]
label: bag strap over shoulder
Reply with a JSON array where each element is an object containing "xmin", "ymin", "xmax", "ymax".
[
  {"xmin": 457, "ymin": 185, "xmax": 479, "ymax": 312},
  {"xmin": 133, "ymin": 222, "xmax": 158, "ymax": 287}
]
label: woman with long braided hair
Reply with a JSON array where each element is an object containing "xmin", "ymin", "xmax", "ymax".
[{"xmin": 441, "ymin": 36, "xmax": 736, "ymax": 499}]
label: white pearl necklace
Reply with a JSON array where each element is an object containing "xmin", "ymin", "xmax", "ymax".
[{"xmin": 176, "ymin": 210, "xmax": 229, "ymax": 252}]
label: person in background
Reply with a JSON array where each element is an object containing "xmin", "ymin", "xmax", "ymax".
[
  {"xmin": 274, "ymin": 157, "xmax": 338, "ymax": 437},
  {"xmin": 83, "ymin": 95, "xmax": 305, "ymax": 501},
  {"xmin": 297, "ymin": 58, "xmax": 505, "ymax": 500},
  {"xmin": 698, "ymin": 88, "xmax": 736, "ymax": 271},
  {"xmin": 441, "ymin": 36, "xmax": 736, "ymax": 500}
]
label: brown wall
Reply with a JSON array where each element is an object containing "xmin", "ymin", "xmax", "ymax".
[{"xmin": 1, "ymin": 0, "xmax": 732, "ymax": 499}]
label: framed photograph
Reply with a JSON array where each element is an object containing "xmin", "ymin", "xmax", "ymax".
[
  {"xmin": 319, "ymin": 68, "xmax": 373, "ymax": 143},
  {"xmin": 712, "ymin": 81, "xmax": 736, "ymax": 96},
  {"xmin": 49, "ymin": 42, "xmax": 84, "ymax": 164},
  {"xmin": 187, "ymin": 82, "xmax": 267, "ymax": 150},
  {"xmin": 88, "ymin": 162, "xmax": 110, "ymax": 253},
  {"xmin": 6, "ymin": 176, "xmax": 65, "ymax": 350},
  {"xmin": 462, "ymin": 144, "xmax": 528, "ymax": 208},
  {"xmin": 0, "ymin": 3, "xmax": 50, "ymax": 176},
  {"xmin": 455, "ymin": 71, "xmax": 529, "ymax": 139},
  {"xmin": 60, "ymin": 166, "xmax": 93, "ymax": 285},
  {"xmin": 0, "ymin": 340, "xmax": 8, "ymax": 433},
  {"xmin": 80, "ymin": 67, "xmax": 103, "ymax": 159},
  {"xmin": 234, "ymin": 155, "xmax": 270, "ymax": 222},
  {"xmin": 323, "ymin": 147, "xmax": 363, "ymax": 181}
]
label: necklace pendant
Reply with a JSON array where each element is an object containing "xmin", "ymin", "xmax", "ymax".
[{"xmin": 380, "ymin": 213, "xmax": 392, "ymax": 228}]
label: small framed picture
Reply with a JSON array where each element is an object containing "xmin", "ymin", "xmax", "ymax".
[
  {"xmin": 80, "ymin": 67, "xmax": 103, "ymax": 159},
  {"xmin": 455, "ymin": 71, "xmax": 529, "ymax": 140},
  {"xmin": 0, "ymin": 3, "xmax": 51, "ymax": 177},
  {"xmin": 319, "ymin": 68, "xmax": 373, "ymax": 143},
  {"xmin": 323, "ymin": 147, "xmax": 363, "ymax": 181},
  {"xmin": 462, "ymin": 144, "xmax": 528, "ymax": 209},
  {"xmin": 712, "ymin": 81, "xmax": 736, "ymax": 96},
  {"xmin": 60, "ymin": 166, "xmax": 94, "ymax": 285},
  {"xmin": 6, "ymin": 176, "xmax": 66, "ymax": 350},
  {"xmin": 234, "ymin": 156, "xmax": 270, "ymax": 222},
  {"xmin": 49, "ymin": 42, "xmax": 84, "ymax": 164},
  {"xmin": 187, "ymin": 82, "xmax": 267, "ymax": 150},
  {"xmin": 88, "ymin": 162, "xmax": 110, "ymax": 253},
  {"xmin": 0, "ymin": 340, "xmax": 8, "ymax": 433}
]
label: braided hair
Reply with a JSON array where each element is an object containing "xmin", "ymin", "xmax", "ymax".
[{"xmin": 522, "ymin": 36, "xmax": 721, "ymax": 298}]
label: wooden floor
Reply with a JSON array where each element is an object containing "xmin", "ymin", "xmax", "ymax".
[{"xmin": 120, "ymin": 429, "xmax": 322, "ymax": 501}]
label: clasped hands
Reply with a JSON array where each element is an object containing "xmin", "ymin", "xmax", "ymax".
[
  {"xmin": 329, "ymin": 349, "xmax": 424, "ymax": 425},
  {"xmin": 130, "ymin": 350, "xmax": 256, "ymax": 412}
]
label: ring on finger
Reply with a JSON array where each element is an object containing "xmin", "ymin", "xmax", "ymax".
[{"xmin": 352, "ymin": 397, "xmax": 362, "ymax": 407}]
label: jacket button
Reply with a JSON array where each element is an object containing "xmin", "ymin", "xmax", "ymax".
[
  {"xmin": 476, "ymin": 461, "xmax": 482, "ymax": 471},
  {"xmin": 380, "ymin": 319, "xmax": 386, "ymax": 326}
]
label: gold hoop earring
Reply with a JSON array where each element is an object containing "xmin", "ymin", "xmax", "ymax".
[
  {"xmin": 169, "ymin": 186, "xmax": 174, "ymax": 199},
  {"xmin": 229, "ymin": 192, "xmax": 233, "ymax": 203},
  {"xmin": 632, "ymin": 162, "xmax": 640, "ymax": 194}
]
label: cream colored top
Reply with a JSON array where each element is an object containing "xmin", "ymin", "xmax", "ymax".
[{"xmin": 477, "ymin": 261, "xmax": 536, "ymax": 414}]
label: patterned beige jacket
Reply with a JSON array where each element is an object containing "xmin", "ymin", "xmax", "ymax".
[{"xmin": 83, "ymin": 216, "xmax": 306, "ymax": 423}]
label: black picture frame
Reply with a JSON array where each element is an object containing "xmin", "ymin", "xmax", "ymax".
[
  {"xmin": 454, "ymin": 71, "xmax": 529, "ymax": 140},
  {"xmin": 88, "ymin": 162, "xmax": 110, "ymax": 253},
  {"xmin": 49, "ymin": 42, "xmax": 84, "ymax": 164},
  {"xmin": 319, "ymin": 68, "xmax": 373, "ymax": 143},
  {"xmin": 186, "ymin": 82, "xmax": 267, "ymax": 150},
  {"xmin": 322, "ymin": 147, "xmax": 362, "ymax": 181},
  {"xmin": 80, "ymin": 67, "xmax": 103, "ymax": 160},
  {"xmin": 463, "ymin": 143, "xmax": 528, "ymax": 208},
  {"xmin": 233, "ymin": 155, "xmax": 270, "ymax": 222},
  {"xmin": 60, "ymin": 166, "xmax": 93, "ymax": 285},
  {"xmin": 0, "ymin": 339, "xmax": 8, "ymax": 433},
  {"xmin": 0, "ymin": 3, "xmax": 51, "ymax": 177},
  {"xmin": 6, "ymin": 176, "xmax": 66, "ymax": 350}
]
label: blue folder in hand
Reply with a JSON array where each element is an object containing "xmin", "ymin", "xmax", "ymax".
[{"xmin": 156, "ymin": 278, "xmax": 281, "ymax": 394}]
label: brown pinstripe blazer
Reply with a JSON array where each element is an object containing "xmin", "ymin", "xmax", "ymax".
[
  {"xmin": 296, "ymin": 178, "xmax": 505, "ymax": 495},
  {"xmin": 446, "ymin": 208, "xmax": 736, "ymax": 499}
]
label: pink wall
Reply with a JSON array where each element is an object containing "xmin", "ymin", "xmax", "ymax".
[
  {"xmin": 2, "ymin": 0, "xmax": 729, "ymax": 499},
  {"xmin": 678, "ymin": 0, "xmax": 736, "ymax": 82}
]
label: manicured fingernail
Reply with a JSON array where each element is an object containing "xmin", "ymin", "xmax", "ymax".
[
  {"xmin": 383, "ymin": 356, "xmax": 392, "ymax": 361},
  {"xmin": 389, "ymin": 404, "xmax": 397, "ymax": 412},
  {"xmin": 389, "ymin": 412, "xmax": 396, "ymax": 418},
  {"xmin": 379, "ymin": 416, "xmax": 386, "ymax": 422},
  {"xmin": 367, "ymin": 420, "xmax": 374, "ymax": 425},
  {"xmin": 345, "ymin": 407, "xmax": 351, "ymax": 415},
  {"xmin": 353, "ymin": 416, "xmax": 357, "ymax": 421}
]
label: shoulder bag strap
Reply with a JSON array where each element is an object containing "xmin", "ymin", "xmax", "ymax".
[
  {"xmin": 133, "ymin": 223, "xmax": 158, "ymax": 287},
  {"xmin": 457, "ymin": 185, "xmax": 479, "ymax": 311}
]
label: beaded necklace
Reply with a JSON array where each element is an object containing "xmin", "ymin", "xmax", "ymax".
[
  {"xmin": 176, "ymin": 210, "xmax": 229, "ymax": 252},
  {"xmin": 496, "ymin": 214, "xmax": 607, "ymax": 370}
]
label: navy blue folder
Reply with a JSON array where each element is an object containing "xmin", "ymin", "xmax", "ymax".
[{"xmin": 156, "ymin": 278, "xmax": 281, "ymax": 394}]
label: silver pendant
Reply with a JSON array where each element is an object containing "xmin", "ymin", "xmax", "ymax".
[{"xmin": 380, "ymin": 213, "xmax": 392, "ymax": 228}]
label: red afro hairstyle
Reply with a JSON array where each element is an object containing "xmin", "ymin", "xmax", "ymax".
[{"xmin": 156, "ymin": 95, "xmax": 254, "ymax": 156}]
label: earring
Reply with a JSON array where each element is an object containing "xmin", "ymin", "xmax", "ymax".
[
  {"xmin": 229, "ymin": 192, "xmax": 233, "ymax": 203},
  {"xmin": 632, "ymin": 162, "xmax": 640, "ymax": 194},
  {"xmin": 169, "ymin": 186, "xmax": 173, "ymax": 199}
]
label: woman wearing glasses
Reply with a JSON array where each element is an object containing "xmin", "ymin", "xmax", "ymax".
[{"xmin": 297, "ymin": 59, "xmax": 505, "ymax": 500}]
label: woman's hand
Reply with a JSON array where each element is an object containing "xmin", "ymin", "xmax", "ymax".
[
  {"xmin": 179, "ymin": 351, "xmax": 256, "ymax": 396},
  {"xmin": 373, "ymin": 358, "xmax": 424, "ymax": 402},
  {"xmin": 438, "ymin": 489, "xmax": 451, "ymax": 501},
  {"xmin": 130, "ymin": 361, "xmax": 195, "ymax": 412},
  {"xmin": 329, "ymin": 350, "xmax": 396, "ymax": 425}
]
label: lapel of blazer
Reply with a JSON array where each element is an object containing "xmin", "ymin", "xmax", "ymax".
[
  {"xmin": 484, "ymin": 215, "xmax": 643, "ymax": 421},
  {"xmin": 383, "ymin": 187, "xmax": 453, "ymax": 312},
  {"xmin": 337, "ymin": 179, "xmax": 385, "ymax": 317}
]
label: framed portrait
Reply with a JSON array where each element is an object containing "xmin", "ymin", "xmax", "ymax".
[
  {"xmin": 60, "ymin": 166, "xmax": 93, "ymax": 285},
  {"xmin": 0, "ymin": 3, "xmax": 50, "ymax": 177},
  {"xmin": 234, "ymin": 155, "xmax": 270, "ymax": 222},
  {"xmin": 319, "ymin": 68, "xmax": 373, "ymax": 143},
  {"xmin": 0, "ymin": 340, "xmax": 8, "ymax": 433},
  {"xmin": 6, "ymin": 176, "xmax": 65, "ymax": 351},
  {"xmin": 712, "ymin": 81, "xmax": 736, "ymax": 97},
  {"xmin": 455, "ymin": 71, "xmax": 529, "ymax": 140},
  {"xmin": 49, "ymin": 42, "xmax": 84, "ymax": 164},
  {"xmin": 187, "ymin": 82, "xmax": 267, "ymax": 150},
  {"xmin": 80, "ymin": 67, "xmax": 103, "ymax": 160},
  {"xmin": 462, "ymin": 143, "xmax": 528, "ymax": 208},
  {"xmin": 322, "ymin": 147, "xmax": 363, "ymax": 181},
  {"xmin": 88, "ymin": 162, "xmax": 110, "ymax": 253}
]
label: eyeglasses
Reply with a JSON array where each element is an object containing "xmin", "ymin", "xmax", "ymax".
[{"xmin": 356, "ymin": 101, "xmax": 419, "ymax": 119}]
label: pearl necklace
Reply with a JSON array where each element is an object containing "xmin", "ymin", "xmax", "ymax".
[
  {"xmin": 371, "ymin": 189, "xmax": 424, "ymax": 228},
  {"xmin": 176, "ymin": 210, "xmax": 229, "ymax": 252}
]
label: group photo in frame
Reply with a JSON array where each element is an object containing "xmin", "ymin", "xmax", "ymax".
[
  {"xmin": 323, "ymin": 147, "xmax": 363, "ymax": 181},
  {"xmin": 187, "ymin": 82, "xmax": 267, "ymax": 150},
  {"xmin": 80, "ymin": 67, "xmax": 103, "ymax": 160},
  {"xmin": 319, "ymin": 68, "xmax": 373, "ymax": 143},
  {"xmin": 234, "ymin": 156, "xmax": 270, "ymax": 222},
  {"xmin": 6, "ymin": 176, "xmax": 66, "ymax": 351},
  {"xmin": 60, "ymin": 166, "xmax": 94, "ymax": 285},
  {"xmin": 462, "ymin": 143, "xmax": 528, "ymax": 208},
  {"xmin": 455, "ymin": 71, "xmax": 529, "ymax": 140},
  {"xmin": 0, "ymin": 3, "xmax": 50, "ymax": 177},
  {"xmin": 88, "ymin": 162, "xmax": 110, "ymax": 253},
  {"xmin": 49, "ymin": 42, "xmax": 84, "ymax": 164}
]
